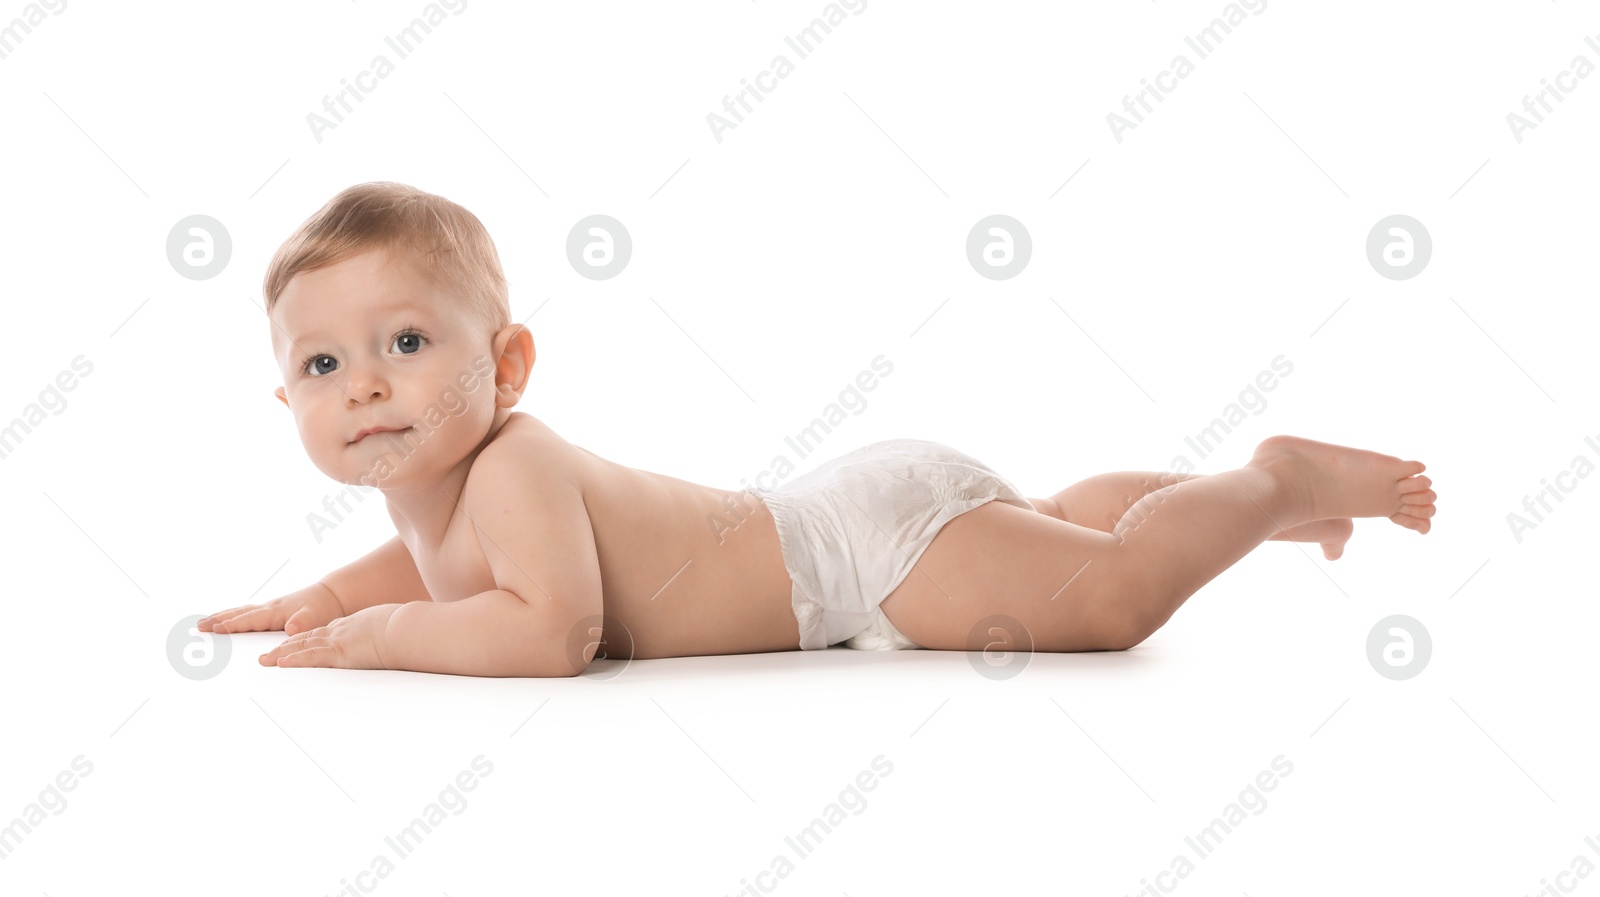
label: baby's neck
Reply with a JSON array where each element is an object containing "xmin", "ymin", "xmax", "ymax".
[
  {"xmin": 380, "ymin": 479, "xmax": 463, "ymax": 550},
  {"xmin": 378, "ymin": 409, "xmax": 515, "ymax": 547}
]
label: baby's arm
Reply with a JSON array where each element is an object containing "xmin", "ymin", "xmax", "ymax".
[
  {"xmin": 200, "ymin": 535, "xmax": 432, "ymax": 635},
  {"xmin": 320, "ymin": 534, "xmax": 434, "ymax": 615},
  {"xmin": 262, "ymin": 444, "xmax": 604, "ymax": 677},
  {"xmin": 377, "ymin": 452, "xmax": 603, "ymax": 677}
]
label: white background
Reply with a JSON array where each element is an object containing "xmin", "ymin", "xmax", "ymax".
[{"xmin": 1, "ymin": 1, "xmax": 1596, "ymax": 894}]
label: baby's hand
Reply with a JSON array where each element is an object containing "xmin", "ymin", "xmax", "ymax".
[
  {"xmin": 259, "ymin": 604, "xmax": 397, "ymax": 670},
  {"xmin": 199, "ymin": 583, "xmax": 345, "ymax": 636}
]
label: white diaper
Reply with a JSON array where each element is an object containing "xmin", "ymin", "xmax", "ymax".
[{"xmin": 754, "ymin": 438, "xmax": 1034, "ymax": 650}]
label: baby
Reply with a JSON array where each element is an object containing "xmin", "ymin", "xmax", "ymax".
[{"xmin": 199, "ymin": 182, "xmax": 1438, "ymax": 677}]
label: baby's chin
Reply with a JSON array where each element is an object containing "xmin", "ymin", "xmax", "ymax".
[
  {"xmin": 314, "ymin": 438, "xmax": 437, "ymax": 488},
  {"xmin": 337, "ymin": 465, "xmax": 436, "ymax": 492}
]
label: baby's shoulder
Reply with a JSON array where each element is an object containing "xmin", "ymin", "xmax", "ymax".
[{"xmin": 465, "ymin": 412, "xmax": 593, "ymax": 497}]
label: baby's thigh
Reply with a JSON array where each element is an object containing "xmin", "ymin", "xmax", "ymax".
[{"xmin": 878, "ymin": 500, "xmax": 1132, "ymax": 653}]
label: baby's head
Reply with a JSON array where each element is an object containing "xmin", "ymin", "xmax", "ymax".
[{"xmin": 264, "ymin": 182, "xmax": 533, "ymax": 490}]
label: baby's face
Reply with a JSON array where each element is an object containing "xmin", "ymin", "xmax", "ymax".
[{"xmin": 270, "ymin": 246, "xmax": 501, "ymax": 489}]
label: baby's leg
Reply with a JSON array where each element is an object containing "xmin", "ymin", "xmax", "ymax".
[
  {"xmin": 1029, "ymin": 471, "xmax": 1202, "ymax": 532},
  {"xmin": 1030, "ymin": 469, "xmax": 1428, "ymax": 560},
  {"xmin": 880, "ymin": 436, "xmax": 1435, "ymax": 652}
]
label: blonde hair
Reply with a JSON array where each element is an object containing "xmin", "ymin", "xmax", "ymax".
[{"xmin": 263, "ymin": 182, "xmax": 511, "ymax": 337}]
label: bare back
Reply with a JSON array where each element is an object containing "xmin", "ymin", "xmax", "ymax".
[{"xmin": 403, "ymin": 413, "xmax": 801, "ymax": 660}]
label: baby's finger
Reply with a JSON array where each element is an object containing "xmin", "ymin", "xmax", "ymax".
[
  {"xmin": 273, "ymin": 645, "xmax": 341, "ymax": 668},
  {"xmin": 285, "ymin": 606, "xmax": 327, "ymax": 635},
  {"xmin": 198, "ymin": 607, "xmax": 253, "ymax": 630},
  {"xmin": 210, "ymin": 606, "xmax": 281, "ymax": 634},
  {"xmin": 266, "ymin": 633, "xmax": 336, "ymax": 667},
  {"xmin": 259, "ymin": 630, "xmax": 325, "ymax": 665}
]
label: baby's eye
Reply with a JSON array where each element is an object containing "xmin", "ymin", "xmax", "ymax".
[
  {"xmin": 392, "ymin": 331, "xmax": 427, "ymax": 355},
  {"xmin": 300, "ymin": 331, "xmax": 427, "ymax": 377},
  {"xmin": 303, "ymin": 355, "xmax": 337, "ymax": 377}
]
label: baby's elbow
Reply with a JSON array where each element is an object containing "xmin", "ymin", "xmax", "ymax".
[
  {"xmin": 543, "ymin": 634, "xmax": 599, "ymax": 678},
  {"xmin": 507, "ymin": 650, "xmax": 586, "ymax": 679},
  {"xmin": 504, "ymin": 639, "xmax": 587, "ymax": 678},
  {"xmin": 494, "ymin": 589, "xmax": 598, "ymax": 678},
  {"xmin": 535, "ymin": 639, "xmax": 590, "ymax": 678},
  {"xmin": 539, "ymin": 603, "xmax": 612, "ymax": 678},
  {"xmin": 525, "ymin": 614, "xmax": 596, "ymax": 678}
]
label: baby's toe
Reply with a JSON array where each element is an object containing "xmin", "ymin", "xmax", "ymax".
[
  {"xmin": 1397, "ymin": 474, "xmax": 1432, "ymax": 494},
  {"xmin": 1390, "ymin": 511, "xmax": 1431, "ymax": 533}
]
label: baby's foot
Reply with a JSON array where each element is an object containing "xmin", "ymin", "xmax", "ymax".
[
  {"xmin": 1250, "ymin": 435, "xmax": 1436, "ymax": 533},
  {"xmin": 1273, "ymin": 517, "xmax": 1354, "ymax": 560}
]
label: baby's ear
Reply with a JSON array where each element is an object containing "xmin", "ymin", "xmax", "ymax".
[
  {"xmin": 491, "ymin": 323, "xmax": 535, "ymax": 406},
  {"xmin": 273, "ymin": 386, "xmax": 289, "ymax": 408}
]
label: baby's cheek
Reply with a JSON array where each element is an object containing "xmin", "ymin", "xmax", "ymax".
[{"xmin": 438, "ymin": 382, "xmax": 468, "ymax": 417}]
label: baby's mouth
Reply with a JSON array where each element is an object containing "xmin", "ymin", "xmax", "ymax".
[{"xmin": 352, "ymin": 426, "xmax": 413, "ymax": 444}]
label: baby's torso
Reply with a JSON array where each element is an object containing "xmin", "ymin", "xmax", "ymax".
[{"xmin": 404, "ymin": 414, "xmax": 801, "ymax": 660}]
